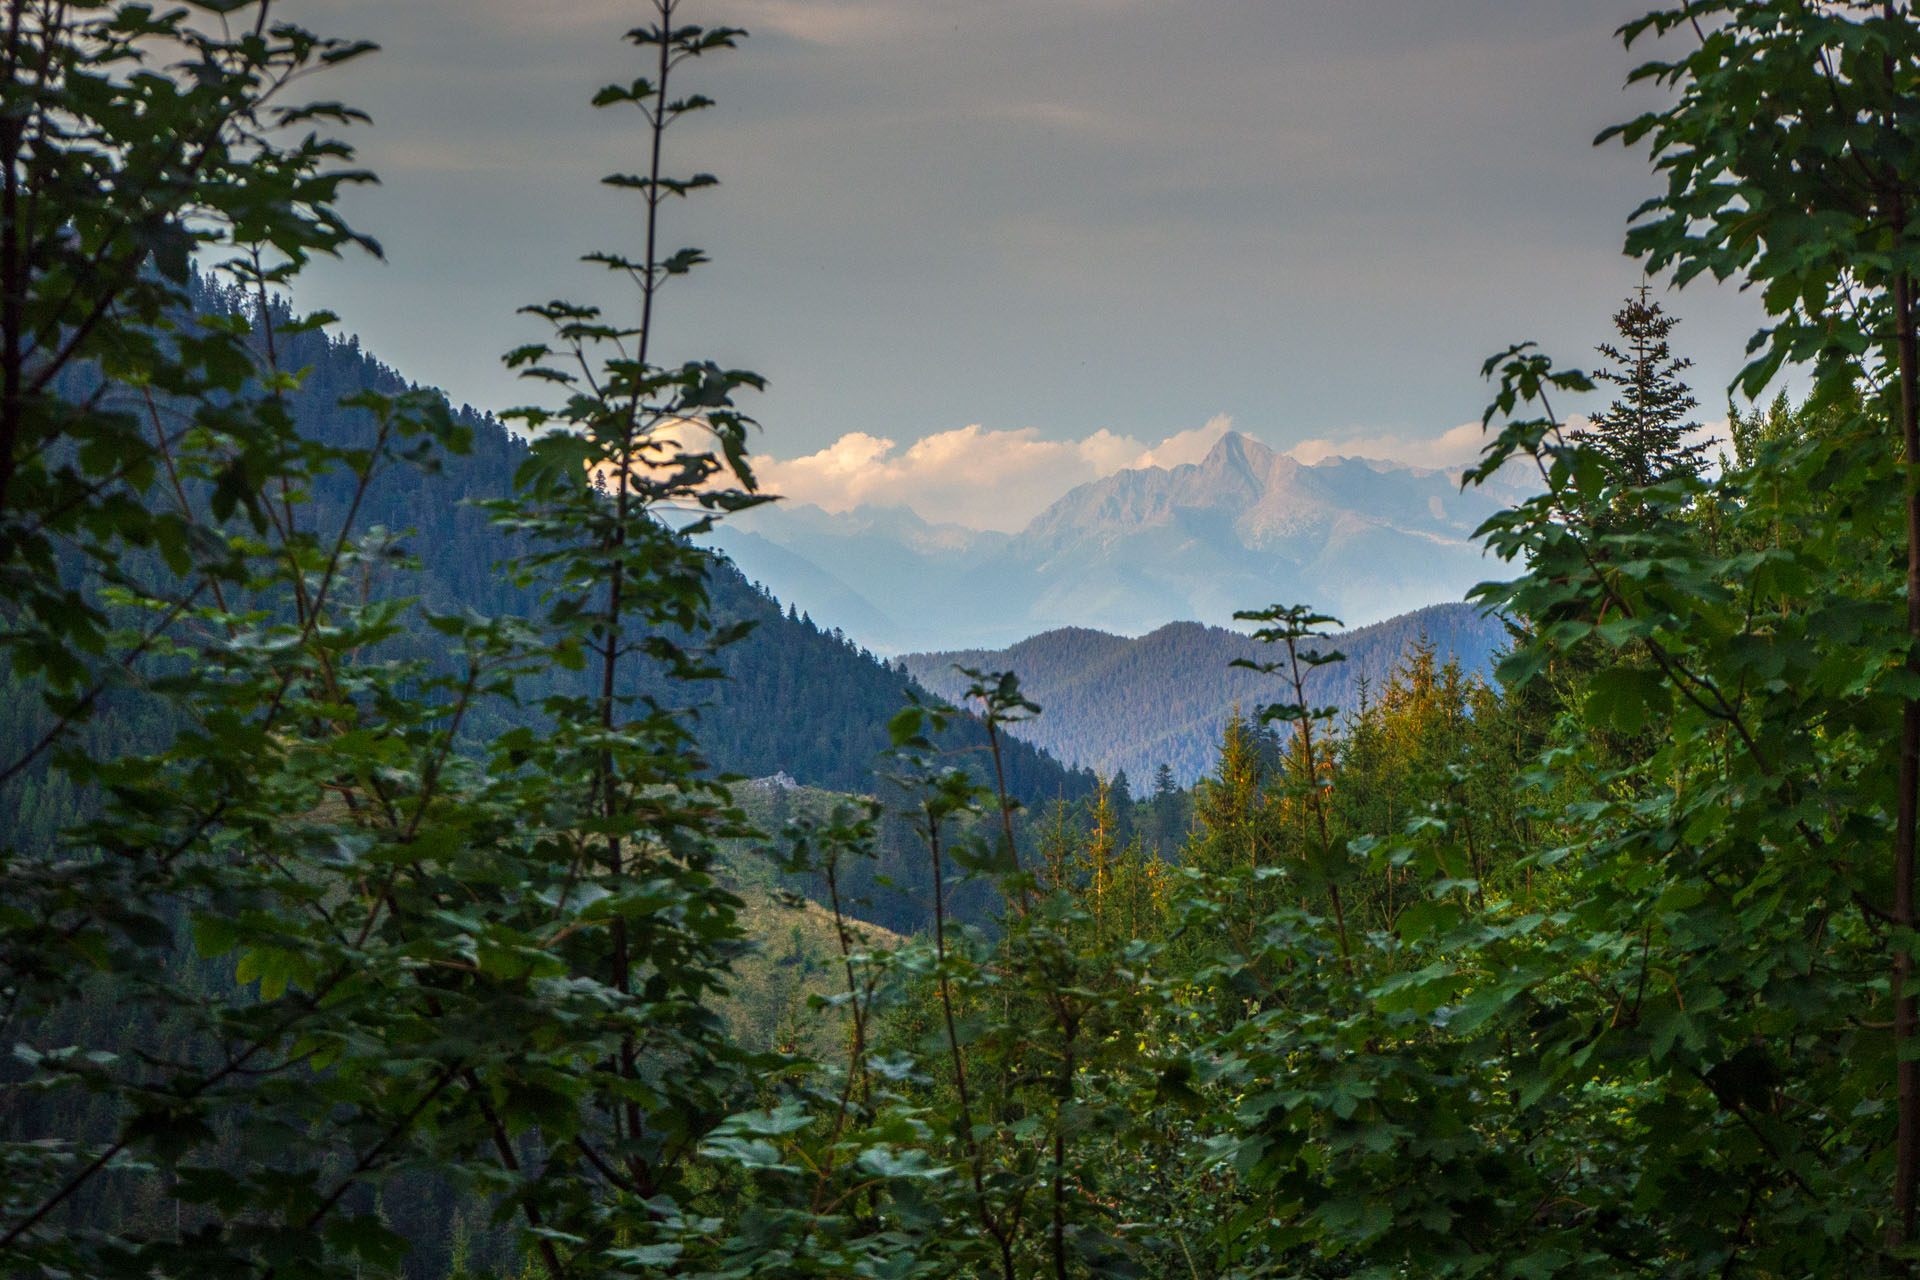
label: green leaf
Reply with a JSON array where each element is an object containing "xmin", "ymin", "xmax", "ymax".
[{"xmin": 1582, "ymin": 665, "xmax": 1672, "ymax": 734}]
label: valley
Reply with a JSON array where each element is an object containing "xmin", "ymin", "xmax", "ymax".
[
  {"xmin": 707, "ymin": 430, "xmax": 1533, "ymax": 651},
  {"xmin": 900, "ymin": 602, "xmax": 1509, "ymax": 785}
]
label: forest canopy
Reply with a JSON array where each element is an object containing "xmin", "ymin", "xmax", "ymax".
[{"xmin": 6, "ymin": 2, "xmax": 1920, "ymax": 1279}]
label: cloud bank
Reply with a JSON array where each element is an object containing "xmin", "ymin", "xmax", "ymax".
[
  {"xmin": 750, "ymin": 415, "xmax": 1496, "ymax": 532},
  {"xmin": 1286, "ymin": 421, "xmax": 1487, "ymax": 471},
  {"xmin": 1127, "ymin": 414, "xmax": 1236, "ymax": 472},
  {"xmin": 753, "ymin": 424, "xmax": 1139, "ymax": 532}
]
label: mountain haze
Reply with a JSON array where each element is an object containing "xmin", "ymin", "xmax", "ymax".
[
  {"xmin": 11, "ymin": 279, "xmax": 1102, "ymax": 813},
  {"xmin": 900, "ymin": 602, "xmax": 1510, "ymax": 786},
  {"xmin": 708, "ymin": 431, "xmax": 1528, "ymax": 652}
]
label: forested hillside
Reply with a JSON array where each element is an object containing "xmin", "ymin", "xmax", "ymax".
[
  {"xmin": 15, "ymin": 6, "xmax": 1920, "ymax": 1280},
  {"xmin": 902, "ymin": 601, "xmax": 1509, "ymax": 783},
  {"xmin": 3, "ymin": 275, "xmax": 1093, "ymax": 851},
  {"xmin": 275, "ymin": 288, "xmax": 1094, "ymax": 802}
]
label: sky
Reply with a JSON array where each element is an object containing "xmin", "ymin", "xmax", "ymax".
[{"xmin": 290, "ymin": 0, "xmax": 1769, "ymax": 531}]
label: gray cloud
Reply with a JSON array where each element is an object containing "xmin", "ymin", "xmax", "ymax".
[{"xmin": 288, "ymin": 0, "xmax": 1766, "ymax": 459}]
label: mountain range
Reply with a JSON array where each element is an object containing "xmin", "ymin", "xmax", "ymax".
[
  {"xmin": 85, "ymin": 285, "xmax": 1532, "ymax": 807},
  {"xmin": 707, "ymin": 431, "xmax": 1532, "ymax": 653},
  {"xmin": 5, "ymin": 279, "xmax": 1100, "ymax": 827},
  {"xmin": 899, "ymin": 602, "xmax": 1511, "ymax": 787}
]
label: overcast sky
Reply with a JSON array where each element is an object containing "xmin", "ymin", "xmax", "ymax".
[{"xmin": 290, "ymin": 0, "xmax": 1769, "ymax": 528}]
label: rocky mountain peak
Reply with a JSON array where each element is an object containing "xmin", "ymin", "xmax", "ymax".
[
  {"xmin": 706, "ymin": 427, "xmax": 1531, "ymax": 652},
  {"xmin": 1194, "ymin": 429, "xmax": 1275, "ymax": 482}
]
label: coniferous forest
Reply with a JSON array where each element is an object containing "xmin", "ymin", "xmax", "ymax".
[
  {"xmin": 10, "ymin": 3, "xmax": 1920, "ymax": 1278},
  {"xmin": 898, "ymin": 604, "xmax": 1511, "ymax": 786}
]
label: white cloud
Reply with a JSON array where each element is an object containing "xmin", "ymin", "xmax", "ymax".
[
  {"xmin": 1286, "ymin": 421, "xmax": 1488, "ymax": 470},
  {"xmin": 586, "ymin": 416, "xmax": 760, "ymax": 496},
  {"xmin": 1282, "ymin": 414, "xmax": 1736, "ymax": 483},
  {"xmin": 754, "ymin": 424, "xmax": 1142, "ymax": 532},
  {"xmin": 1125, "ymin": 414, "xmax": 1235, "ymax": 471},
  {"xmin": 748, "ymin": 411, "xmax": 1563, "ymax": 534}
]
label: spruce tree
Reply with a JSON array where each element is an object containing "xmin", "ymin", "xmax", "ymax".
[
  {"xmin": 1110, "ymin": 768, "xmax": 1135, "ymax": 846},
  {"xmin": 1190, "ymin": 707, "xmax": 1267, "ymax": 872},
  {"xmin": 1150, "ymin": 762, "xmax": 1180, "ymax": 853},
  {"xmin": 1575, "ymin": 286, "xmax": 1706, "ymax": 489},
  {"xmin": 1152, "ymin": 762, "xmax": 1177, "ymax": 798},
  {"xmin": 1077, "ymin": 778, "xmax": 1119, "ymax": 929}
]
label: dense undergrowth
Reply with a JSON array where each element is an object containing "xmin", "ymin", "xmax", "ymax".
[{"xmin": 10, "ymin": 2, "xmax": 1920, "ymax": 1278}]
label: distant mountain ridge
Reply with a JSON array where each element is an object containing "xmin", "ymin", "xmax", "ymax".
[
  {"xmin": 159, "ymin": 279, "xmax": 1101, "ymax": 806},
  {"xmin": 899, "ymin": 602, "xmax": 1510, "ymax": 786},
  {"xmin": 708, "ymin": 431, "xmax": 1530, "ymax": 653}
]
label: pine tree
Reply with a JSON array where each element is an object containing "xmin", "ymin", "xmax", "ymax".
[
  {"xmin": 1077, "ymin": 777, "xmax": 1119, "ymax": 929},
  {"xmin": 1150, "ymin": 762, "xmax": 1181, "ymax": 854},
  {"xmin": 1038, "ymin": 799, "xmax": 1077, "ymax": 890},
  {"xmin": 1109, "ymin": 768, "xmax": 1135, "ymax": 847},
  {"xmin": 1190, "ymin": 706, "xmax": 1268, "ymax": 873},
  {"xmin": 1107, "ymin": 835, "xmax": 1160, "ymax": 943},
  {"xmin": 1575, "ymin": 286, "xmax": 1706, "ymax": 489},
  {"xmin": 1151, "ymin": 762, "xmax": 1177, "ymax": 799}
]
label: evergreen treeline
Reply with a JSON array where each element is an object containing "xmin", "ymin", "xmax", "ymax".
[
  {"xmin": 1, "ymin": 276, "xmax": 1094, "ymax": 852},
  {"xmin": 900, "ymin": 602, "xmax": 1509, "ymax": 784},
  {"xmin": 222, "ymin": 278, "xmax": 1093, "ymax": 804}
]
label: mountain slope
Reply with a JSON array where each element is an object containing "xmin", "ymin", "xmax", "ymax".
[
  {"xmin": 707, "ymin": 431, "xmax": 1530, "ymax": 653},
  {"xmin": 899, "ymin": 602, "xmax": 1510, "ymax": 786},
  {"xmin": 163, "ymin": 282, "xmax": 1101, "ymax": 805}
]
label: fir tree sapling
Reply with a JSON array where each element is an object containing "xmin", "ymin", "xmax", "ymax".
[{"xmin": 1573, "ymin": 285, "xmax": 1708, "ymax": 491}]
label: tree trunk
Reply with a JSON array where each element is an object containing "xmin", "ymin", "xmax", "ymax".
[
  {"xmin": 1893, "ymin": 264, "xmax": 1920, "ymax": 1250},
  {"xmin": 0, "ymin": 4, "xmax": 26, "ymax": 521}
]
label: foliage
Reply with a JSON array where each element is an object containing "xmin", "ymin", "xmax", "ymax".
[
  {"xmin": 725, "ymin": 9, "xmax": 1920, "ymax": 1273},
  {"xmin": 21, "ymin": 2, "xmax": 1920, "ymax": 1279},
  {"xmin": 1572, "ymin": 287, "xmax": 1707, "ymax": 493},
  {"xmin": 0, "ymin": 3, "xmax": 770, "ymax": 1276},
  {"xmin": 901, "ymin": 603, "xmax": 1507, "ymax": 786}
]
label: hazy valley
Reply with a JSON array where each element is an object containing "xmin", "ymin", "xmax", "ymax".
[
  {"xmin": 708, "ymin": 430, "xmax": 1531, "ymax": 652},
  {"xmin": 900, "ymin": 602, "xmax": 1509, "ymax": 786}
]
